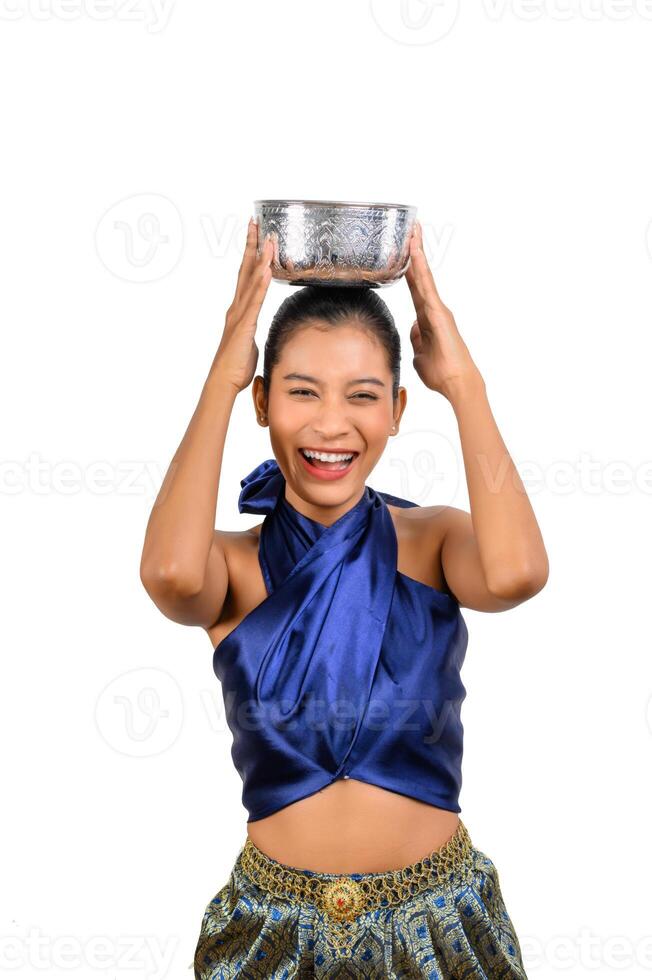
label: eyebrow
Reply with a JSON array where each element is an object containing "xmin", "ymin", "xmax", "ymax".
[{"xmin": 282, "ymin": 372, "xmax": 386, "ymax": 388}]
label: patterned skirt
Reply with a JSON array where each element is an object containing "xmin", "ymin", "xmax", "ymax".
[{"xmin": 193, "ymin": 819, "xmax": 528, "ymax": 978}]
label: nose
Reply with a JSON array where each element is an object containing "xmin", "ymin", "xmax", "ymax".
[
  {"xmin": 311, "ymin": 423, "xmax": 352, "ymax": 443},
  {"xmin": 310, "ymin": 405, "xmax": 354, "ymax": 443}
]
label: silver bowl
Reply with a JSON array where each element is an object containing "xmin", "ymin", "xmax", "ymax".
[{"xmin": 254, "ymin": 199, "xmax": 417, "ymax": 288}]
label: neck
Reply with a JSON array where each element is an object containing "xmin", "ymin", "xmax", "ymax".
[{"xmin": 283, "ymin": 484, "xmax": 368, "ymax": 528}]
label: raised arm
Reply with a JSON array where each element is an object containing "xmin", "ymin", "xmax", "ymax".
[
  {"xmin": 139, "ymin": 219, "xmax": 273, "ymax": 627},
  {"xmin": 406, "ymin": 221, "xmax": 549, "ymax": 612}
]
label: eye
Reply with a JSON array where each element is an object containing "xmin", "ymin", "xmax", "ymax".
[{"xmin": 288, "ymin": 389, "xmax": 378, "ymax": 401}]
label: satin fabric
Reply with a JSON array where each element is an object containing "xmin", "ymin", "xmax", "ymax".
[
  {"xmin": 193, "ymin": 833, "xmax": 528, "ymax": 978},
  {"xmin": 213, "ymin": 458, "xmax": 469, "ymax": 823}
]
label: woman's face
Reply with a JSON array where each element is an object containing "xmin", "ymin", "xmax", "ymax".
[{"xmin": 253, "ymin": 319, "xmax": 407, "ymax": 525}]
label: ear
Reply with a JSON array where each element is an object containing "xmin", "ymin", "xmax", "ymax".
[
  {"xmin": 392, "ymin": 386, "xmax": 408, "ymax": 429},
  {"xmin": 251, "ymin": 376, "xmax": 268, "ymax": 420}
]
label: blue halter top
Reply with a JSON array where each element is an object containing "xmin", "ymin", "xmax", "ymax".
[{"xmin": 213, "ymin": 458, "xmax": 469, "ymax": 823}]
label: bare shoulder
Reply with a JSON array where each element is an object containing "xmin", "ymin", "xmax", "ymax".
[
  {"xmin": 385, "ymin": 502, "xmax": 457, "ymax": 594},
  {"xmin": 215, "ymin": 521, "xmax": 263, "ymax": 553},
  {"xmin": 385, "ymin": 501, "xmax": 454, "ymax": 540},
  {"xmin": 205, "ymin": 521, "xmax": 266, "ymax": 643},
  {"xmin": 213, "ymin": 521, "xmax": 264, "ymax": 583},
  {"xmin": 399, "ymin": 504, "xmax": 541, "ymax": 612},
  {"xmin": 393, "ymin": 503, "xmax": 477, "ymax": 564}
]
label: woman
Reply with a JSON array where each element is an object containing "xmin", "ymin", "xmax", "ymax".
[{"xmin": 140, "ymin": 218, "xmax": 548, "ymax": 977}]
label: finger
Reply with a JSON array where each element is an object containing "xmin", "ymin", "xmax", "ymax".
[
  {"xmin": 234, "ymin": 218, "xmax": 260, "ymax": 302},
  {"xmin": 233, "ymin": 232, "xmax": 271, "ymax": 315},
  {"xmin": 271, "ymin": 229, "xmax": 280, "ymax": 267},
  {"xmin": 240, "ymin": 217, "xmax": 261, "ymax": 282},
  {"xmin": 409, "ymin": 319, "xmax": 423, "ymax": 354},
  {"xmin": 241, "ymin": 262, "xmax": 273, "ymax": 324},
  {"xmin": 405, "ymin": 232, "xmax": 427, "ymax": 316},
  {"xmin": 237, "ymin": 236, "xmax": 273, "ymax": 320},
  {"xmin": 413, "ymin": 221, "xmax": 445, "ymax": 304},
  {"xmin": 406, "ymin": 223, "xmax": 447, "ymax": 318}
]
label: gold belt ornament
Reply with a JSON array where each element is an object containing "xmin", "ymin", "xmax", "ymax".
[
  {"xmin": 238, "ymin": 820, "xmax": 474, "ymax": 954},
  {"xmin": 321, "ymin": 876, "xmax": 366, "ymax": 922}
]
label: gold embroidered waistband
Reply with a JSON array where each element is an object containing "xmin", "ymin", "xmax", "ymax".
[{"xmin": 237, "ymin": 819, "xmax": 474, "ymax": 927}]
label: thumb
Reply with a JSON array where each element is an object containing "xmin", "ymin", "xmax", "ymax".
[{"xmin": 409, "ymin": 320, "xmax": 423, "ymax": 354}]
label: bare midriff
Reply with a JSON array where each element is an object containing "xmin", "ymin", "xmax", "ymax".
[{"xmin": 246, "ymin": 779, "xmax": 460, "ymax": 873}]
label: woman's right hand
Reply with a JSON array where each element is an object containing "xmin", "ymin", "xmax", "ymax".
[{"xmin": 213, "ymin": 218, "xmax": 274, "ymax": 393}]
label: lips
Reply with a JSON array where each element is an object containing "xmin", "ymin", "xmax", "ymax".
[{"xmin": 297, "ymin": 448, "xmax": 360, "ymax": 479}]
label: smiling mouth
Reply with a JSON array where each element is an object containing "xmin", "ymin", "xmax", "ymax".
[{"xmin": 298, "ymin": 448, "xmax": 359, "ymax": 471}]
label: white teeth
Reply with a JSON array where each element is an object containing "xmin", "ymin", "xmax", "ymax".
[{"xmin": 302, "ymin": 449, "xmax": 354, "ymax": 463}]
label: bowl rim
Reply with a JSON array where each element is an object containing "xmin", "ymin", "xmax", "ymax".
[{"xmin": 254, "ymin": 198, "xmax": 417, "ymax": 212}]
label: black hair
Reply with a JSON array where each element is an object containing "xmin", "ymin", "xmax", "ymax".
[{"xmin": 262, "ymin": 285, "xmax": 401, "ymax": 400}]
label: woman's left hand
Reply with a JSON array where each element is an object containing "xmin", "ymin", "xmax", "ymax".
[{"xmin": 405, "ymin": 221, "xmax": 482, "ymax": 400}]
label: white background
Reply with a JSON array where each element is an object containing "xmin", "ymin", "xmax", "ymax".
[{"xmin": 2, "ymin": 1, "xmax": 651, "ymax": 977}]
